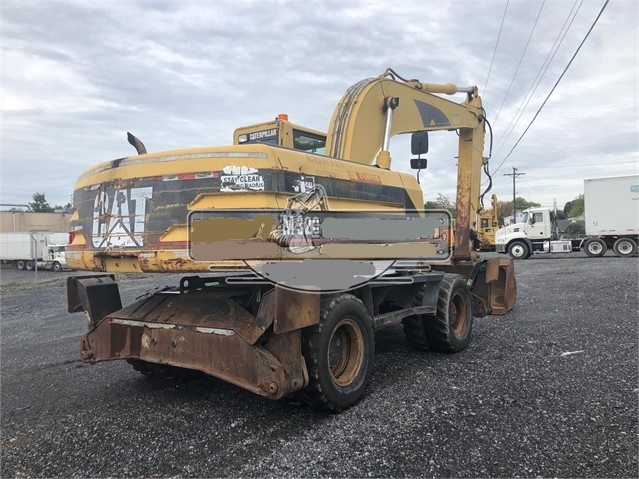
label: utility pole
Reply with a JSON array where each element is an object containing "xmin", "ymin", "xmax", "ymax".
[{"xmin": 503, "ymin": 167, "xmax": 525, "ymax": 223}]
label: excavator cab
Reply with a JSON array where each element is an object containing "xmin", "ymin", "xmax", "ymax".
[{"xmin": 233, "ymin": 114, "xmax": 327, "ymax": 154}]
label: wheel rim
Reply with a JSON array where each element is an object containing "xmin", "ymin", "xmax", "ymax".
[
  {"xmin": 450, "ymin": 292, "xmax": 469, "ymax": 336},
  {"xmin": 327, "ymin": 318, "xmax": 364, "ymax": 387},
  {"xmin": 588, "ymin": 242, "xmax": 602, "ymax": 255},
  {"xmin": 511, "ymin": 244, "xmax": 525, "ymax": 258},
  {"xmin": 617, "ymin": 241, "xmax": 633, "ymax": 255}
]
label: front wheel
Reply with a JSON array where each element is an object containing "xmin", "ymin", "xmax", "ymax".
[
  {"xmin": 425, "ymin": 274, "xmax": 473, "ymax": 353},
  {"xmin": 613, "ymin": 238, "xmax": 636, "ymax": 257},
  {"xmin": 508, "ymin": 240, "xmax": 530, "ymax": 260},
  {"xmin": 584, "ymin": 238, "xmax": 607, "ymax": 257},
  {"xmin": 300, "ymin": 294, "xmax": 374, "ymax": 412},
  {"xmin": 52, "ymin": 261, "xmax": 62, "ymax": 272}
]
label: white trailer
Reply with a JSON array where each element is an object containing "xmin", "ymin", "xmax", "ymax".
[
  {"xmin": 495, "ymin": 175, "xmax": 639, "ymax": 259},
  {"xmin": 0, "ymin": 232, "xmax": 70, "ymax": 271}
]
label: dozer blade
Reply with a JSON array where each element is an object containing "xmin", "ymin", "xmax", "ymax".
[
  {"xmin": 473, "ymin": 257, "xmax": 517, "ymax": 315},
  {"xmin": 67, "ymin": 274, "xmax": 316, "ymax": 399}
]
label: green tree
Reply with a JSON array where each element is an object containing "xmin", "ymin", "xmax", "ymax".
[
  {"xmin": 567, "ymin": 194, "xmax": 584, "ymax": 218},
  {"xmin": 563, "ymin": 200, "xmax": 573, "ymax": 217},
  {"xmin": 497, "ymin": 197, "xmax": 541, "ymax": 219},
  {"xmin": 435, "ymin": 193, "xmax": 453, "ymax": 210},
  {"xmin": 29, "ymin": 192, "xmax": 54, "ymax": 212},
  {"xmin": 425, "ymin": 193, "xmax": 456, "ymax": 217}
]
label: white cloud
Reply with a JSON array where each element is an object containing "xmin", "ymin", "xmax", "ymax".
[{"xmin": 0, "ymin": 0, "xmax": 637, "ymax": 210}]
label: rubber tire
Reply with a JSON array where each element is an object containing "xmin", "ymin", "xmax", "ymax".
[
  {"xmin": 52, "ymin": 261, "xmax": 62, "ymax": 272},
  {"xmin": 584, "ymin": 238, "xmax": 607, "ymax": 257},
  {"xmin": 402, "ymin": 288, "xmax": 430, "ymax": 350},
  {"xmin": 25, "ymin": 261, "xmax": 34, "ymax": 271},
  {"xmin": 508, "ymin": 240, "xmax": 530, "ymax": 260},
  {"xmin": 425, "ymin": 274, "xmax": 473, "ymax": 353},
  {"xmin": 613, "ymin": 238, "xmax": 636, "ymax": 257},
  {"xmin": 126, "ymin": 359, "xmax": 199, "ymax": 381},
  {"xmin": 300, "ymin": 294, "xmax": 374, "ymax": 412},
  {"xmin": 16, "ymin": 260, "xmax": 25, "ymax": 270}
]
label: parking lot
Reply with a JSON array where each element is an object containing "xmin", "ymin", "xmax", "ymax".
[{"xmin": 1, "ymin": 254, "xmax": 637, "ymax": 478}]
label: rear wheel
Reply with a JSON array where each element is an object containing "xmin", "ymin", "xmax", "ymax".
[
  {"xmin": 584, "ymin": 238, "xmax": 607, "ymax": 257},
  {"xmin": 16, "ymin": 260, "xmax": 25, "ymax": 270},
  {"xmin": 300, "ymin": 294, "xmax": 374, "ymax": 412},
  {"xmin": 508, "ymin": 241, "xmax": 529, "ymax": 260},
  {"xmin": 425, "ymin": 274, "xmax": 473, "ymax": 353},
  {"xmin": 25, "ymin": 261, "xmax": 34, "ymax": 271},
  {"xmin": 613, "ymin": 238, "xmax": 636, "ymax": 257}
]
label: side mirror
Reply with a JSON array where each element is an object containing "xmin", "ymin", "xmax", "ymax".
[
  {"xmin": 410, "ymin": 158, "xmax": 428, "ymax": 170},
  {"xmin": 411, "ymin": 131, "xmax": 429, "ymax": 155},
  {"xmin": 529, "ymin": 217, "xmax": 536, "ymax": 225}
]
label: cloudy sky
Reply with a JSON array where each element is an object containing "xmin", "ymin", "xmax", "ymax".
[{"xmin": 1, "ymin": 0, "xmax": 637, "ymax": 211}]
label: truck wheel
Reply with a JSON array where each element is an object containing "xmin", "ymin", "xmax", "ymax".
[
  {"xmin": 300, "ymin": 294, "xmax": 374, "ymax": 412},
  {"xmin": 16, "ymin": 260, "xmax": 25, "ymax": 270},
  {"xmin": 425, "ymin": 274, "xmax": 473, "ymax": 353},
  {"xmin": 52, "ymin": 261, "xmax": 62, "ymax": 272},
  {"xmin": 402, "ymin": 289, "xmax": 429, "ymax": 350},
  {"xmin": 508, "ymin": 241, "xmax": 529, "ymax": 260},
  {"xmin": 584, "ymin": 238, "xmax": 607, "ymax": 257},
  {"xmin": 613, "ymin": 238, "xmax": 637, "ymax": 257},
  {"xmin": 25, "ymin": 261, "xmax": 34, "ymax": 271}
]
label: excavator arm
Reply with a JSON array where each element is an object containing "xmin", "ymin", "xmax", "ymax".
[{"xmin": 325, "ymin": 73, "xmax": 486, "ymax": 260}]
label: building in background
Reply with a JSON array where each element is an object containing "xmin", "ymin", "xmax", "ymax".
[{"xmin": 0, "ymin": 211, "xmax": 71, "ymax": 233}]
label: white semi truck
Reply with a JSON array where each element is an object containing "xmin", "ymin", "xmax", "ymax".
[
  {"xmin": 0, "ymin": 232, "xmax": 69, "ymax": 271},
  {"xmin": 495, "ymin": 175, "xmax": 639, "ymax": 259}
]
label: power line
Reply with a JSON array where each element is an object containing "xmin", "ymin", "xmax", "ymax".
[
  {"xmin": 483, "ymin": 0, "xmax": 509, "ymax": 98},
  {"xmin": 494, "ymin": 0, "xmax": 610, "ymax": 173},
  {"xmin": 492, "ymin": 1, "xmax": 546, "ymax": 127},
  {"xmin": 492, "ymin": 0, "xmax": 583, "ymax": 157}
]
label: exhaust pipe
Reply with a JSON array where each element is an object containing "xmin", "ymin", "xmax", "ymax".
[{"xmin": 127, "ymin": 132, "xmax": 147, "ymax": 155}]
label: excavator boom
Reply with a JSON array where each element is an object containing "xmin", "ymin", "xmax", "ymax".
[{"xmin": 325, "ymin": 73, "xmax": 486, "ymax": 260}]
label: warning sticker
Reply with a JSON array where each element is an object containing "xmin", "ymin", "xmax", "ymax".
[{"xmin": 220, "ymin": 166, "xmax": 265, "ymax": 192}]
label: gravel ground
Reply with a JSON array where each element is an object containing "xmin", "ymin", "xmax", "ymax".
[{"xmin": 1, "ymin": 253, "xmax": 637, "ymax": 478}]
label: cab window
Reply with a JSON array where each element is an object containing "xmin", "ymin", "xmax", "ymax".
[{"xmin": 293, "ymin": 129, "xmax": 326, "ymax": 155}]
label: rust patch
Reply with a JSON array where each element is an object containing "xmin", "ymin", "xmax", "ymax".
[{"xmin": 76, "ymin": 281, "xmax": 313, "ymax": 399}]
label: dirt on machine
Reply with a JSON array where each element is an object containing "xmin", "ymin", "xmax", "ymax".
[{"xmin": 66, "ymin": 68, "xmax": 517, "ymax": 411}]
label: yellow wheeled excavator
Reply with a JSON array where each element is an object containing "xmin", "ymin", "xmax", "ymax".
[
  {"xmin": 476, "ymin": 194, "xmax": 500, "ymax": 251},
  {"xmin": 66, "ymin": 68, "xmax": 516, "ymax": 411}
]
